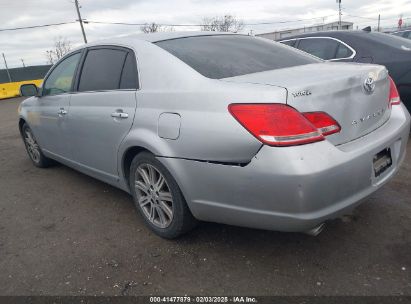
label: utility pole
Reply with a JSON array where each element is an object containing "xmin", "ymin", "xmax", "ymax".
[
  {"xmin": 2, "ymin": 53, "xmax": 12, "ymax": 82},
  {"xmin": 21, "ymin": 59, "xmax": 26, "ymax": 68},
  {"xmin": 74, "ymin": 0, "xmax": 87, "ymax": 43},
  {"xmin": 337, "ymin": 0, "xmax": 342, "ymax": 30},
  {"xmin": 377, "ymin": 14, "xmax": 381, "ymax": 32}
]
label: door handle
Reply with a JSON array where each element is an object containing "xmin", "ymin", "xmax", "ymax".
[
  {"xmin": 111, "ymin": 111, "xmax": 129, "ymax": 119},
  {"xmin": 57, "ymin": 108, "xmax": 67, "ymax": 116}
]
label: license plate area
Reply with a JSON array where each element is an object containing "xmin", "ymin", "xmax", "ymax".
[{"xmin": 373, "ymin": 148, "xmax": 392, "ymax": 178}]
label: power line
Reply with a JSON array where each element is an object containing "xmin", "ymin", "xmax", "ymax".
[
  {"xmin": 85, "ymin": 15, "xmax": 337, "ymax": 27},
  {"xmin": 345, "ymin": 14, "xmax": 377, "ymax": 20},
  {"xmin": 244, "ymin": 15, "xmax": 337, "ymax": 25},
  {"xmin": 84, "ymin": 21, "xmax": 147, "ymax": 26},
  {"xmin": 1, "ymin": 14, "xmax": 408, "ymax": 33},
  {"xmin": 0, "ymin": 15, "xmax": 336, "ymax": 33},
  {"xmin": 342, "ymin": 12, "xmax": 411, "ymax": 28},
  {"xmin": 0, "ymin": 21, "xmax": 76, "ymax": 32},
  {"xmin": 345, "ymin": 13, "xmax": 411, "ymax": 21}
]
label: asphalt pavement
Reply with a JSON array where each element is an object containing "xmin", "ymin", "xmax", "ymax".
[{"xmin": 0, "ymin": 97, "xmax": 410, "ymax": 296}]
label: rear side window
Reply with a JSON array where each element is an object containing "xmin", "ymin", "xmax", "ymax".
[
  {"xmin": 155, "ymin": 35, "xmax": 319, "ymax": 79},
  {"xmin": 335, "ymin": 43, "xmax": 353, "ymax": 59},
  {"xmin": 120, "ymin": 53, "xmax": 138, "ymax": 89},
  {"xmin": 298, "ymin": 38, "xmax": 339, "ymax": 60},
  {"xmin": 281, "ymin": 40, "xmax": 297, "ymax": 47},
  {"xmin": 78, "ymin": 48, "xmax": 131, "ymax": 92}
]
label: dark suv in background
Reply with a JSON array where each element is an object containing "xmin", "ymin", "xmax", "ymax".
[
  {"xmin": 278, "ymin": 30, "xmax": 411, "ymax": 111},
  {"xmin": 392, "ymin": 29, "xmax": 411, "ymax": 40}
]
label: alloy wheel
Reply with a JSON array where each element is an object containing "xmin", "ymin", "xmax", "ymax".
[
  {"xmin": 134, "ymin": 163, "xmax": 174, "ymax": 228},
  {"xmin": 24, "ymin": 128, "xmax": 41, "ymax": 163}
]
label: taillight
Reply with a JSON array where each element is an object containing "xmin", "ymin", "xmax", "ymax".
[
  {"xmin": 303, "ymin": 112, "xmax": 341, "ymax": 136},
  {"xmin": 228, "ymin": 104, "xmax": 340, "ymax": 147},
  {"xmin": 389, "ymin": 76, "xmax": 401, "ymax": 106}
]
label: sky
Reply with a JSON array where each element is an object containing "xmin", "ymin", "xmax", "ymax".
[{"xmin": 1, "ymin": 0, "xmax": 411, "ymax": 68}]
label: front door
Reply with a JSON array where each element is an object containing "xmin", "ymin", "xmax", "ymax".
[{"xmin": 31, "ymin": 52, "xmax": 82, "ymax": 159}]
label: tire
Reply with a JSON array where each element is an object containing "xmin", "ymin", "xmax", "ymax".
[
  {"xmin": 129, "ymin": 152, "xmax": 198, "ymax": 239},
  {"xmin": 21, "ymin": 123, "xmax": 53, "ymax": 168}
]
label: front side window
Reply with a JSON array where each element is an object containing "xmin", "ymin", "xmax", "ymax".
[
  {"xmin": 43, "ymin": 52, "xmax": 81, "ymax": 96},
  {"xmin": 298, "ymin": 38, "xmax": 339, "ymax": 60},
  {"xmin": 78, "ymin": 48, "xmax": 129, "ymax": 92},
  {"xmin": 155, "ymin": 35, "xmax": 319, "ymax": 79}
]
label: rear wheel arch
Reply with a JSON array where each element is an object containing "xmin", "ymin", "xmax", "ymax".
[
  {"xmin": 120, "ymin": 132, "xmax": 178, "ymax": 189},
  {"xmin": 121, "ymin": 146, "xmax": 192, "ymax": 212},
  {"xmin": 122, "ymin": 146, "xmax": 151, "ymax": 186}
]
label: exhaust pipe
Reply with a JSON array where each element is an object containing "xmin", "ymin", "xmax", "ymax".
[{"xmin": 305, "ymin": 223, "xmax": 325, "ymax": 236}]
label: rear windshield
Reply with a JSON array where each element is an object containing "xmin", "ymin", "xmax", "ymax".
[{"xmin": 155, "ymin": 35, "xmax": 320, "ymax": 79}]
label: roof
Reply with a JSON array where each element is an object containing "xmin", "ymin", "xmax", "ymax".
[
  {"xmin": 132, "ymin": 31, "xmax": 236, "ymax": 42},
  {"xmin": 277, "ymin": 30, "xmax": 380, "ymax": 41},
  {"xmin": 392, "ymin": 29, "xmax": 411, "ymax": 34},
  {"xmin": 257, "ymin": 21, "xmax": 354, "ymax": 36},
  {"xmin": 83, "ymin": 31, "xmax": 237, "ymax": 48}
]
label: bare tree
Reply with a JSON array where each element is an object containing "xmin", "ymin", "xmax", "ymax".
[
  {"xmin": 201, "ymin": 15, "xmax": 244, "ymax": 33},
  {"xmin": 140, "ymin": 22, "xmax": 160, "ymax": 33},
  {"xmin": 45, "ymin": 37, "xmax": 72, "ymax": 65},
  {"xmin": 140, "ymin": 22, "xmax": 174, "ymax": 33}
]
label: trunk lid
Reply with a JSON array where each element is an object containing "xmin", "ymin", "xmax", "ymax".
[{"xmin": 222, "ymin": 62, "xmax": 391, "ymax": 145}]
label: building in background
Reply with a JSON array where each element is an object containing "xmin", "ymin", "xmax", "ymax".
[{"xmin": 257, "ymin": 21, "xmax": 354, "ymax": 41}]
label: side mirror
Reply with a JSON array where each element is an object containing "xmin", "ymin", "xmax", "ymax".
[{"xmin": 20, "ymin": 84, "xmax": 39, "ymax": 97}]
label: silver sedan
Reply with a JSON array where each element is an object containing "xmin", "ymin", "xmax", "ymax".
[{"xmin": 18, "ymin": 32, "xmax": 410, "ymax": 238}]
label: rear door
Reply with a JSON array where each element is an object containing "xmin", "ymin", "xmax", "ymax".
[{"xmin": 67, "ymin": 46, "xmax": 138, "ymax": 183}]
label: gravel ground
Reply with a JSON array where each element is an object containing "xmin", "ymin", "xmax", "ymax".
[{"xmin": 0, "ymin": 97, "xmax": 410, "ymax": 296}]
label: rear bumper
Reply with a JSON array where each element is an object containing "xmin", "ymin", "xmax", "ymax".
[{"xmin": 159, "ymin": 104, "xmax": 411, "ymax": 232}]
